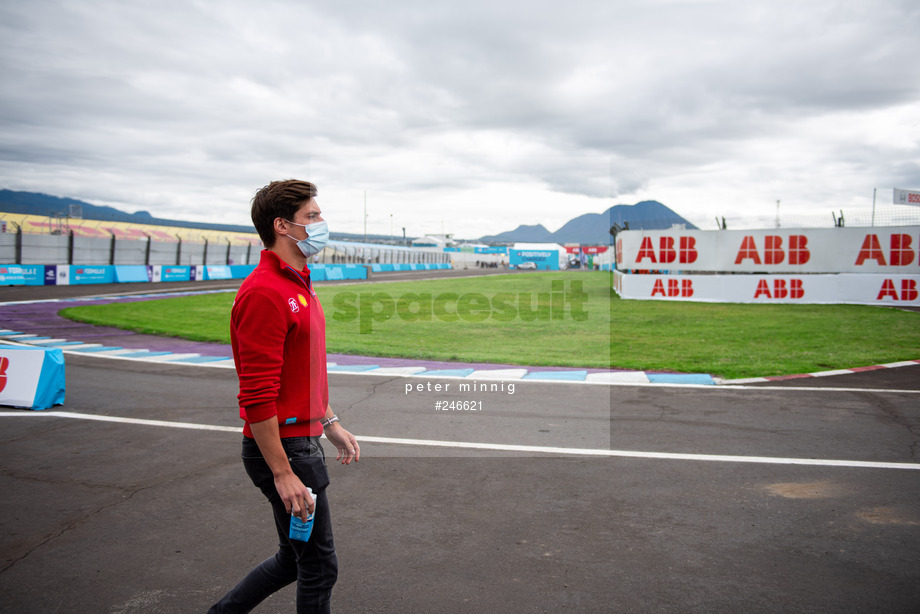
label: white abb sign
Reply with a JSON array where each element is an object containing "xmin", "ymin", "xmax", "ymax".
[
  {"xmin": 613, "ymin": 271, "xmax": 920, "ymax": 306},
  {"xmin": 615, "ymin": 227, "xmax": 920, "ymax": 274}
]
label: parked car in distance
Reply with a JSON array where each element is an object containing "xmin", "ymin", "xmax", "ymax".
[{"xmin": 515, "ymin": 261, "xmax": 538, "ymax": 270}]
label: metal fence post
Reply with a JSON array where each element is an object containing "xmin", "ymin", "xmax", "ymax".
[{"xmin": 14, "ymin": 223, "xmax": 22, "ymax": 264}]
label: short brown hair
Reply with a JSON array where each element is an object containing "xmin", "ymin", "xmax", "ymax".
[{"xmin": 250, "ymin": 180, "xmax": 318, "ymax": 247}]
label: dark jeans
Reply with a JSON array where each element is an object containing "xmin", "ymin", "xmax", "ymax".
[{"xmin": 208, "ymin": 436, "xmax": 338, "ymax": 614}]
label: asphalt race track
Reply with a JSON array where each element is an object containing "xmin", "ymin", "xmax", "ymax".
[{"xmin": 1, "ymin": 274, "xmax": 919, "ymax": 613}]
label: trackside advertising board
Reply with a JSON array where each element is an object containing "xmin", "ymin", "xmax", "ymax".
[
  {"xmin": 510, "ymin": 250, "xmax": 559, "ymax": 270},
  {"xmin": 0, "ymin": 265, "xmax": 44, "ymax": 285},
  {"xmin": 613, "ymin": 271, "xmax": 920, "ymax": 307},
  {"xmin": 615, "ymin": 227, "xmax": 920, "ymax": 274}
]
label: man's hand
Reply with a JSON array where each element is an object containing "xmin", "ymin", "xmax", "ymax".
[
  {"xmin": 249, "ymin": 417, "xmax": 315, "ymax": 520},
  {"xmin": 324, "ymin": 423, "xmax": 360, "ymax": 465},
  {"xmin": 274, "ymin": 471, "xmax": 315, "ymax": 521}
]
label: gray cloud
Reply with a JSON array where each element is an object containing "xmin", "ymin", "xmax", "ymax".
[{"xmin": 1, "ymin": 0, "xmax": 918, "ymax": 236}]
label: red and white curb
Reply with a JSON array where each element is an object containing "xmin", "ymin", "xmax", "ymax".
[{"xmin": 716, "ymin": 360, "xmax": 920, "ymax": 385}]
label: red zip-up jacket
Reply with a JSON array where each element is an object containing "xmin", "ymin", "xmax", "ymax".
[{"xmin": 231, "ymin": 250, "xmax": 329, "ymax": 438}]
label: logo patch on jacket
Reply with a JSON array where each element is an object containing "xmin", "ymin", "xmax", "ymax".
[
  {"xmin": 288, "ymin": 297, "xmax": 300, "ymax": 313},
  {"xmin": 298, "ymin": 294, "xmax": 308, "ymax": 307}
]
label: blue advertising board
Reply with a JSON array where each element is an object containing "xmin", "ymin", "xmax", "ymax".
[
  {"xmin": 510, "ymin": 249, "xmax": 559, "ymax": 270},
  {"xmin": 159, "ymin": 266, "xmax": 191, "ymax": 282},
  {"xmin": 114, "ymin": 265, "xmax": 152, "ymax": 283},
  {"xmin": 0, "ymin": 264, "xmax": 45, "ymax": 286},
  {"xmin": 70, "ymin": 266, "xmax": 115, "ymax": 284}
]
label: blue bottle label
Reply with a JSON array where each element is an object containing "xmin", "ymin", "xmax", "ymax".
[{"xmin": 289, "ymin": 512, "xmax": 314, "ymax": 543}]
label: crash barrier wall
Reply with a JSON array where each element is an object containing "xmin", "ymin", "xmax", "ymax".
[
  {"xmin": 0, "ymin": 263, "xmax": 381, "ymax": 286},
  {"xmin": 0, "ymin": 346, "xmax": 65, "ymax": 410},
  {"xmin": 615, "ymin": 227, "xmax": 920, "ymax": 274},
  {"xmin": 0, "ymin": 232, "xmax": 256, "ymax": 266},
  {"xmin": 613, "ymin": 271, "xmax": 920, "ymax": 307},
  {"xmin": 369, "ymin": 263, "xmax": 453, "ymax": 273},
  {"xmin": 0, "ymin": 215, "xmax": 452, "ymax": 267},
  {"xmin": 0, "ymin": 234, "xmax": 452, "ymax": 268},
  {"xmin": 613, "ymin": 226, "xmax": 920, "ymax": 306}
]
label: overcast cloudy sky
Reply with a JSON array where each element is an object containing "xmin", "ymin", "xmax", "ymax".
[{"xmin": 1, "ymin": 0, "xmax": 918, "ymax": 239}]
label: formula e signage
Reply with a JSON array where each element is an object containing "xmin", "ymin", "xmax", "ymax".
[
  {"xmin": 615, "ymin": 227, "xmax": 920, "ymax": 274},
  {"xmin": 0, "ymin": 265, "xmax": 44, "ymax": 285}
]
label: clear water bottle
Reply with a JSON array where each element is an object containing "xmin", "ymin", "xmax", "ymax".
[{"xmin": 289, "ymin": 487, "xmax": 315, "ymax": 543}]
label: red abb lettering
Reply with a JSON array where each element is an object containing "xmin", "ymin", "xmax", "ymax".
[
  {"xmin": 754, "ymin": 279, "xmax": 804, "ymax": 299},
  {"xmin": 764, "ymin": 236, "xmax": 784, "ymax": 265},
  {"xmin": 659, "ymin": 237, "xmax": 677, "ymax": 264},
  {"xmin": 773, "ymin": 278, "xmax": 788, "ymax": 298},
  {"xmin": 890, "ymin": 234, "xmax": 915, "ymax": 266},
  {"xmin": 735, "ymin": 236, "xmax": 761, "ymax": 265},
  {"xmin": 789, "ymin": 236, "xmax": 810, "ymax": 265},
  {"xmin": 877, "ymin": 279, "xmax": 919, "ymax": 301},
  {"xmin": 679, "ymin": 237, "xmax": 698, "ymax": 264},
  {"xmin": 856, "ymin": 234, "xmax": 919, "ymax": 266},
  {"xmin": 856, "ymin": 235, "xmax": 886, "ymax": 265},
  {"xmin": 637, "ymin": 236, "xmax": 698, "ymax": 265},
  {"xmin": 737, "ymin": 235, "xmax": 809, "ymax": 266},
  {"xmin": 877, "ymin": 279, "xmax": 898, "ymax": 299},
  {"xmin": 615, "ymin": 239, "xmax": 623, "ymax": 264},
  {"xmin": 667, "ymin": 279, "xmax": 681, "ymax": 296},
  {"xmin": 637, "ymin": 237, "xmax": 657, "ymax": 264},
  {"xmin": 651, "ymin": 278, "xmax": 694, "ymax": 298}
]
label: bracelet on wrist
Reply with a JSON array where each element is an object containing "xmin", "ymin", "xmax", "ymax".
[{"xmin": 320, "ymin": 415, "xmax": 339, "ymax": 428}]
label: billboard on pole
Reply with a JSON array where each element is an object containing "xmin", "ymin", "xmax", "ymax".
[{"xmin": 893, "ymin": 188, "xmax": 920, "ymax": 206}]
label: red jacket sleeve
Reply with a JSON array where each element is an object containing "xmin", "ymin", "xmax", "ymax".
[{"xmin": 231, "ymin": 289, "xmax": 288, "ymax": 424}]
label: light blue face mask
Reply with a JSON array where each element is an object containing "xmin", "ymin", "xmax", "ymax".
[{"xmin": 285, "ymin": 220, "xmax": 329, "ymax": 257}]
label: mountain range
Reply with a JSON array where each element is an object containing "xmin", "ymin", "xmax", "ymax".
[
  {"xmin": 0, "ymin": 190, "xmax": 696, "ymax": 245},
  {"xmin": 0, "ymin": 190, "xmax": 397, "ymax": 243},
  {"xmin": 477, "ymin": 200, "xmax": 697, "ymax": 244}
]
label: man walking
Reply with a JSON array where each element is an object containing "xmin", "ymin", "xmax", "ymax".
[{"xmin": 209, "ymin": 179, "xmax": 360, "ymax": 614}]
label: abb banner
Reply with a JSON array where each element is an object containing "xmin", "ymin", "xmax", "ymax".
[
  {"xmin": 0, "ymin": 346, "xmax": 66, "ymax": 410},
  {"xmin": 615, "ymin": 227, "xmax": 920, "ymax": 274},
  {"xmin": 613, "ymin": 271, "xmax": 920, "ymax": 306}
]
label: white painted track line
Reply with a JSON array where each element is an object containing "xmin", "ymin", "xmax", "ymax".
[{"xmin": 2, "ymin": 410, "xmax": 917, "ymax": 470}]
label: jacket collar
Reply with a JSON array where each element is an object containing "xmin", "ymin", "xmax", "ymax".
[{"xmin": 261, "ymin": 249, "xmax": 311, "ymax": 287}]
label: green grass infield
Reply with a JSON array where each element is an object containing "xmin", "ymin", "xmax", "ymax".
[{"xmin": 58, "ymin": 271, "xmax": 920, "ymax": 379}]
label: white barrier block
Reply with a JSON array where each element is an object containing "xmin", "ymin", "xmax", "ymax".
[{"xmin": 0, "ymin": 346, "xmax": 66, "ymax": 410}]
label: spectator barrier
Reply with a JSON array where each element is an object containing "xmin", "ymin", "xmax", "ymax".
[
  {"xmin": 613, "ymin": 271, "xmax": 920, "ymax": 307},
  {"xmin": 0, "ymin": 263, "xmax": 384, "ymax": 286},
  {"xmin": 612, "ymin": 226, "xmax": 920, "ymax": 306}
]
